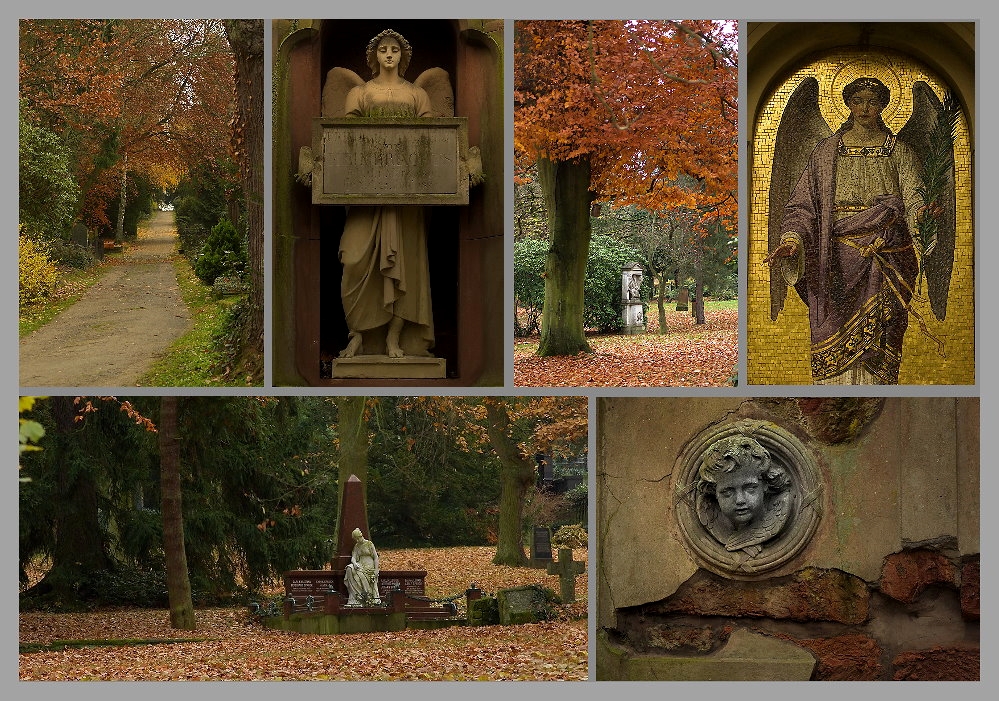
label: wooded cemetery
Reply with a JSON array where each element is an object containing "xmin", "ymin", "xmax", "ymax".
[{"xmin": 18, "ymin": 396, "xmax": 588, "ymax": 680}]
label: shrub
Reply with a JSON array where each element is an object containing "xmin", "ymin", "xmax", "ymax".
[
  {"xmin": 193, "ymin": 218, "xmax": 246, "ymax": 285},
  {"xmin": 584, "ymin": 234, "xmax": 644, "ymax": 333},
  {"xmin": 19, "ymin": 233, "xmax": 59, "ymax": 309},
  {"xmin": 19, "ymin": 104, "xmax": 80, "ymax": 240},
  {"xmin": 551, "ymin": 523, "xmax": 588, "ymax": 550},
  {"xmin": 514, "ymin": 233, "xmax": 644, "ymax": 335},
  {"xmin": 513, "ymin": 236, "xmax": 548, "ymax": 336},
  {"xmin": 47, "ymin": 239, "xmax": 95, "ymax": 269}
]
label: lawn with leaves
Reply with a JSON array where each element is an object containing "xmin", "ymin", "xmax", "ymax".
[
  {"xmin": 20, "ymin": 546, "xmax": 588, "ymax": 681},
  {"xmin": 515, "ymin": 301, "xmax": 738, "ymax": 387}
]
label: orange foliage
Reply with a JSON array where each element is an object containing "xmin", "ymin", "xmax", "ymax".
[
  {"xmin": 515, "ymin": 20, "xmax": 737, "ymax": 219},
  {"xmin": 19, "ymin": 20, "xmax": 236, "ymax": 228},
  {"xmin": 400, "ymin": 396, "xmax": 588, "ymax": 459}
]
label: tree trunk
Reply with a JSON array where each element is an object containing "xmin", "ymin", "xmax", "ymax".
[
  {"xmin": 693, "ymin": 246, "xmax": 706, "ymax": 325},
  {"xmin": 115, "ymin": 155, "xmax": 127, "ymax": 244},
  {"xmin": 160, "ymin": 396, "xmax": 195, "ymax": 630},
  {"xmin": 224, "ymin": 20, "xmax": 264, "ymax": 380},
  {"xmin": 654, "ymin": 266, "xmax": 669, "ymax": 334},
  {"xmin": 335, "ymin": 396, "xmax": 368, "ymax": 541},
  {"xmin": 485, "ymin": 400, "xmax": 534, "ymax": 566},
  {"xmin": 536, "ymin": 156, "xmax": 594, "ymax": 356}
]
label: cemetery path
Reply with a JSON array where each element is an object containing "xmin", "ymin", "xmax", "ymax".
[{"xmin": 19, "ymin": 210, "xmax": 191, "ymax": 387}]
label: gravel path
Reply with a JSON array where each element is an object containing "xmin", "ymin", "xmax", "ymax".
[{"xmin": 19, "ymin": 211, "xmax": 191, "ymax": 387}]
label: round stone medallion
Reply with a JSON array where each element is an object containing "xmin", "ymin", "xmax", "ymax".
[{"xmin": 674, "ymin": 419, "xmax": 822, "ymax": 578}]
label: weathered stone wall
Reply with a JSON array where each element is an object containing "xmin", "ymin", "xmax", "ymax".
[{"xmin": 597, "ymin": 397, "xmax": 979, "ymax": 680}]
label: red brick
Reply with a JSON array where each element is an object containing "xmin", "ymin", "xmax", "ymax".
[
  {"xmin": 960, "ymin": 559, "xmax": 979, "ymax": 620},
  {"xmin": 652, "ymin": 568, "xmax": 869, "ymax": 625},
  {"xmin": 794, "ymin": 634, "xmax": 883, "ymax": 680},
  {"xmin": 892, "ymin": 646, "xmax": 980, "ymax": 680},
  {"xmin": 879, "ymin": 550, "xmax": 957, "ymax": 603}
]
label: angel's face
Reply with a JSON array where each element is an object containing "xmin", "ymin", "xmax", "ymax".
[
  {"xmin": 376, "ymin": 38, "xmax": 401, "ymax": 73},
  {"xmin": 847, "ymin": 89, "xmax": 885, "ymax": 130},
  {"xmin": 714, "ymin": 467, "xmax": 764, "ymax": 530}
]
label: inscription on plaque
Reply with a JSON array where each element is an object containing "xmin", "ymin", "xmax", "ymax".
[
  {"xmin": 324, "ymin": 127, "xmax": 457, "ymax": 194},
  {"xmin": 312, "ymin": 117, "xmax": 469, "ymax": 205}
]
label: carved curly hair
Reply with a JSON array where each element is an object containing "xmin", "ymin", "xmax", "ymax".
[
  {"xmin": 696, "ymin": 435, "xmax": 791, "ymax": 496},
  {"xmin": 366, "ymin": 29, "xmax": 413, "ymax": 78}
]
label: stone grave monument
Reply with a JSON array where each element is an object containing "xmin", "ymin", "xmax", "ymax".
[
  {"xmin": 547, "ymin": 548, "xmax": 585, "ymax": 603},
  {"xmin": 621, "ymin": 262, "xmax": 645, "ymax": 334},
  {"xmin": 272, "ymin": 473, "xmax": 458, "ymax": 634},
  {"xmin": 530, "ymin": 525, "xmax": 553, "ymax": 568}
]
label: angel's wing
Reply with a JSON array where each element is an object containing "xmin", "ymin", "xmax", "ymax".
[
  {"xmin": 321, "ymin": 67, "xmax": 365, "ymax": 118},
  {"xmin": 767, "ymin": 77, "xmax": 833, "ymax": 320},
  {"xmin": 897, "ymin": 81, "xmax": 958, "ymax": 321},
  {"xmin": 414, "ymin": 67, "xmax": 454, "ymax": 117}
]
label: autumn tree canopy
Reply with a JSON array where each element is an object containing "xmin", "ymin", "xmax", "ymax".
[
  {"xmin": 514, "ymin": 20, "xmax": 737, "ymax": 354},
  {"xmin": 19, "ymin": 19, "xmax": 236, "ymax": 234}
]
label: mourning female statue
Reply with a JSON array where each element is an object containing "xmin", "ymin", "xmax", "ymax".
[
  {"xmin": 321, "ymin": 29, "xmax": 455, "ymax": 359},
  {"xmin": 344, "ymin": 527, "xmax": 381, "ymax": 605},
  {"xmin": 764, "ymin": 75, "xmax": 956, "ymax": 384},
  {"xmin": 695, "ymin": 435, "xmax": 793, "ymax": 556}
]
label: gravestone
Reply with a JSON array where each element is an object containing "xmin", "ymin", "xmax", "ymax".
[
  {"xmin": 621, "ymin": 262, "xmax": 646, "ymax": 334},
  {"xmin": 468, "ymin": 595, "xmax": 499, "ymax": 626},
  {"xmin": 497, "ymin": 586, "xmax": 551, "ymax": 625},
  {"xmin": 530, "ymin": 526, "xmax": 553, "ymax": 568},
  {"xmin": 547, "ymin": 548, "xmax": 585, "ymax": 603},
  {"xmin": 71, "ymin": 222, "xmax": 89, "ymax": 248},
  {"xmin": 676, "ymin": 287, "xmax": 690, "ymax": 312}
]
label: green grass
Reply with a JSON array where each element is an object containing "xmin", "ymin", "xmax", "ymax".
[
  {"xmin": 20, "ymin": 638, "xmax": 208, "ymax": 654},
  {"xmin": 19, "ymin": 264, "xmax": 108, "ymax": 338},
  {"xmin": 137, "ymin": 259, "xmax": 246, "ymax": 387}
]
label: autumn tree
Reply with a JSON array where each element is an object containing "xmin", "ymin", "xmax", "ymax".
[
  {"xmin": 19, "ymin": 20, "xmax": 236, "ymax": 238},
  {"xmin": 515, "ymin": 20, "xmax": 737, "ymax": 355},
  {"xmin": 401, "ymin": 396, "xmax": 588, "ymax": 566}
]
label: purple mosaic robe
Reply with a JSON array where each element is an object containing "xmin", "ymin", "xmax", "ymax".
[{"xmin": 781, "ymin": 132, "xmax": 921, "ymax": 383}]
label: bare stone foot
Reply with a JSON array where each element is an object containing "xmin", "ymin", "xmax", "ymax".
[
  {"xmin": 386, "ymin": 316, "xmax": 405, "ymax": 358},
  {"xmin": 339, "ymin": 332, "xmax": 362, "ymax": 358}
]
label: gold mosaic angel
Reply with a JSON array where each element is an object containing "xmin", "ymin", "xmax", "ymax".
[
  {"xmin": 764, "ymin": 75, "xmax": 957, "ymax": 384},
  {"xmin": 321, "ymin": 29, "xmax": 454, "ymax": 359}
]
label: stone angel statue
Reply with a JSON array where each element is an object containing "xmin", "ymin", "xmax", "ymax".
[
  {"xmin": 304, "ymin": 29, "xmax": 480, "ymax": 360},
  {"xmin": 764, "ymin": 75, "xmax": 958, "ymax": 384},
  {"xmin": 344, "ymin": 527, "xmax": 381, "ymax": 606}
]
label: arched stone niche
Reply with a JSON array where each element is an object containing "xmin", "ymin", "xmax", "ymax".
[
  {"xmin": 674, "ymin": 419, "xmax": 822, "ymax": 578},
  {"xmin": 272, "ymin": 19, "xmax": 504, "ymax": 386}
]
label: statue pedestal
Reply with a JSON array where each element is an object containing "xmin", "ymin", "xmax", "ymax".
[
  {"xmin": 622, "ymin": 301, "xmax": 646, "ymax": 335},
  {"xmin": 332, "ymin": 356, "xmax": 447, "ymax": 379}
]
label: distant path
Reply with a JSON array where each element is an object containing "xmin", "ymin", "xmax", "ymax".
[{"xmin": 19, "ymin": 210, "xmax": 191, "ymax": 387}]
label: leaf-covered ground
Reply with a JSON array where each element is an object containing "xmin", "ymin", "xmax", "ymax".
[
  {"xmin": 514, "ymin": 305, "xmax": 738, "ymax": 387},
  {"xmin": 19, "ymin": 546, "xmax": 588, "ymax": 681}
]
